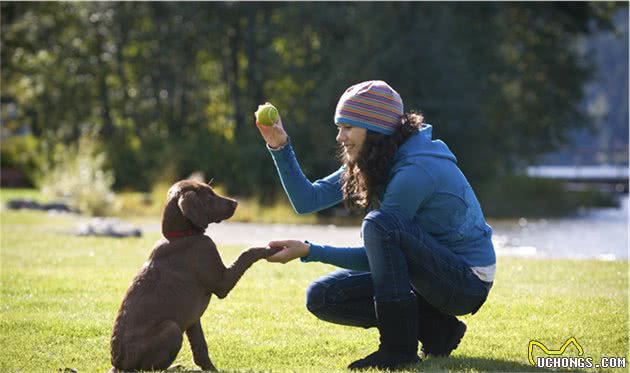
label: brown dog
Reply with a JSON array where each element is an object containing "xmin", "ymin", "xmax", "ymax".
[{"xmin": 110, "ymin": 179, "xmax": 279, "ymax": 372}]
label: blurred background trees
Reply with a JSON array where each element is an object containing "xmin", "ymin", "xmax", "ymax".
[{"xmin": 1, "ymin": 2, "xmax": 627, "ymax": 215}]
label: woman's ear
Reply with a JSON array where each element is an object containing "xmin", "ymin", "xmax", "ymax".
[{"xmin": 177, "ymin": 190, "xmax": 208, "ymax": 229}]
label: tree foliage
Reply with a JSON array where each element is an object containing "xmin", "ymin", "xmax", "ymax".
[{"xmin": 1, "ymin": 2, "xmax": 625, "ymax": 199}]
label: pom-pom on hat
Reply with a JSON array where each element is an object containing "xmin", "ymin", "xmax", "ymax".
[{"xmin": 334, "ymin": 80, "xmax": 404, "ymax": 136}]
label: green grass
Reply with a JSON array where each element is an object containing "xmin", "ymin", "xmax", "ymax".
[
  {"xmin": 1, "ymin": 201, "xmax": 628, "ymax": 372},
  {"xmin": 0, "ymin": 188, "xmax": 49, "ymax": 203}
]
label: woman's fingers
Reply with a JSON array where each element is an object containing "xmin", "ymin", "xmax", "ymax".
[
  {"xmin": 266, "ymin": 247, "xmax": 295, "ymax": 263},
  {"xmin": 268, "ymin": 240, "xmax": 293, "ymax": 248},
  {"xmin": 255, "ymin": 117, "xmax": 288, "ymax": 149},
  {"xmin": 266, "ymin": 240, "xmax": 295, "ymax": 263},
  {"xmin": 266, "ymin": 250, "xmax": 286, "ymax": 263},
  {"xmin": 265, "ymin": 240, "xmax": 309, "ymax": 264}
]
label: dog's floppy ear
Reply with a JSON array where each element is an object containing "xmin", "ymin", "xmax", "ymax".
[{"xmin": 177, "ymin": 190, "xmax": 208, "ymax": 228}]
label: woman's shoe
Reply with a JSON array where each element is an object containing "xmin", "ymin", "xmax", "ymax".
[
  {"xmin": 419, "ymin": 316, "xmax": 467, "ymax": 357},
  {"xmin": 348, "ymin": 349, "xmax": 420, "ymax": 370},
  {"xmin": 348, "ymin": 297, "xmax": 421, "ymax": 370}
]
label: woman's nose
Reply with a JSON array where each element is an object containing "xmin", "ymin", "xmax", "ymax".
[{"xmin": 336, "ymin": 129, "xmax": 346, "ymax": 143}]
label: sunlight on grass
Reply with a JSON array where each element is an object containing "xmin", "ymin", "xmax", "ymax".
[
  {"xmin": 1, "ymin": 197, "xmax": 628, "ymax": 372},
  {"xmin": 2, "ymin": 187, "xmax": 355, "ymax": 227}
]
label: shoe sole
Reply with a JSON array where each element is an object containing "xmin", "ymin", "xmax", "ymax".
[
  {"xmin": 348, "ymin": 355, "xmax": 421, "ymax": 370},
  {"xmin": 423, "ymin": 321, "xmax": 467, "ymax": 358}
]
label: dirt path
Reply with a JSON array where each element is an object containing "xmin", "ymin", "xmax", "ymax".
[
  {"xmin": 202, "ymin": 222, "xmax": 525, "ymax": 259},
  {"xmin": 204, "ymin": 222, "xmax": 363, "ymax": 247}
]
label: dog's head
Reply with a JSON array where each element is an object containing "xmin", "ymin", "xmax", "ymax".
[{"xmin": 163, "ymin": 179, "xmax": 238, "ymax": 231}]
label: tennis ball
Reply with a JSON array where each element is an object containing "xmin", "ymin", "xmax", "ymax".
[{"xmin": 255, "ymin": 103, "xmax": 279, "ymax": 126}]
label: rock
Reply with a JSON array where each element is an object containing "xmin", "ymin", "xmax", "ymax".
[
  {"xmin": 77, "ymin": 218, "xmax": 142, "ymax": 238},
  {"xmin": 6, "ymin": 199, "xmax": 41, "ymax": 210},
  {"xmin": 6, "ymin": 198, "xmax": 77, "ymax": 213}
]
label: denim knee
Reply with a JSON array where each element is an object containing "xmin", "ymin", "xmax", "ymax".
[
  {"xmin": 362, "ymin": 209, "xmax": 390, "ymax": 238},
  {"xmin": 361, "ymin": 208, "xmax": 407, "ymax": 242},
  {"xmin": 305, "ymin": 280, "xmax": 327, "ymax": 315},
  {"xmin": 364, "ymin": 207, "xmax": 410, "ymax": 231}
]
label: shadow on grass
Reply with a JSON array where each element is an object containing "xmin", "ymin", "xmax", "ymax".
[
  {"xmin": 155, "ymin": 357, "xmax": 556, "ymax": 372},
  {"xmin": 417, "ymin": 355, "xmax": 556, "ymax": 372},
  {"xmin": 159, "ymin": 369, "xmax": 277, "ymax": 373}
]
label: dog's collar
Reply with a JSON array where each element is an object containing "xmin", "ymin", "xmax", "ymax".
[{"xmin": 164, "ymin": 228, "xmax": 205, "ymax": 239}]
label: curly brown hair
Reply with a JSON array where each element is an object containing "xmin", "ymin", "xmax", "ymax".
[{"xmin": 339, "ymin": 112, "xmax": 425, "ymax": 211}]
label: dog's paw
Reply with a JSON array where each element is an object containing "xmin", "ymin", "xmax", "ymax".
[
  {"xmin": 262, "ymin": 246, "xmax": 282, "ymax": 257},
  {"xmin": 166, "ymin": 364, "xmax": 187, "ymax": 371},
  {"xmin": 200, "ymin": 363, "xmax": 217, "ymax": 372},
  {"xmin": 246, "ymin": 246, "xmax": 282, "ymax": 260}
]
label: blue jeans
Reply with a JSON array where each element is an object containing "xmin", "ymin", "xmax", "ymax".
[{"xmin": 306, "ymin": 209, "xmax": 492, "ymax": 327}]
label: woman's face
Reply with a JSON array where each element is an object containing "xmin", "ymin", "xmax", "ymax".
[{"xmin": 336, "ymin": 124, "xmax": 367, "ymax": 162}]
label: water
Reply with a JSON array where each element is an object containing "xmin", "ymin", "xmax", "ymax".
[{"xmin": 490, "ymin": 195, "xmax": 628, "ymax": 260}]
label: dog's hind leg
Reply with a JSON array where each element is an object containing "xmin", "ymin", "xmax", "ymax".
[
  {"xmin": 186, "ymin": 319, "xmax": 216, "ymax": 371},
  {"xmin": 135, "ymin": 320, "xmax": 183, "ymax": 371}
]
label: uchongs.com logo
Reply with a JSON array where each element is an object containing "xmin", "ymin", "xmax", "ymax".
[{"xmin": 528, "ymin": 337, "xmax": 627, "ymax": 369}]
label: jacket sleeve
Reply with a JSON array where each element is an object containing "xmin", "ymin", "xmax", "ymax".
[
  {"xmin": 300, "ymin": 242, "xmax": 370, "ymax": 271},
  {"xmin": 268, "ymin": 141, "xmax": 344, "ymax": 214},
  {"xmin": 380, "ymin": 162, "xmax": 436, "ymax": 219}
]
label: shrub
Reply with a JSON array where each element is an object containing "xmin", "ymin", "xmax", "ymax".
[
  {"xmin": 475, "ymin": 175, "xmax": 615, "ymax": 217},
  {"xmin": 0, "ymin": 134, "xmax": 44, "ymax": 186},
  {"xmin": 477, "ymin": 174, "xmax": 617, "ymax": 218},
  {"xmin": 39, "ymin": 135, "xmax": 118, "ymax": 216}
]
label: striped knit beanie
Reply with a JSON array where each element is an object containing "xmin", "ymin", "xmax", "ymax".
[{"xmin": 334, "ymin": 80, "xmax": 404, "ymax": 136}]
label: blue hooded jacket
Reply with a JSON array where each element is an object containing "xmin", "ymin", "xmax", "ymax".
[{"xmin": 268, "ymin": 124, "xmax": 496, "ymax": 273}]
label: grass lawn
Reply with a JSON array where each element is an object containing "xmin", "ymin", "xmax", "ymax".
[{"xmin": 1, "ymin": 206, "xmax": 628, "ymax": 372}]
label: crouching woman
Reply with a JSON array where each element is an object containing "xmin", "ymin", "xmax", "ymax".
[{"xmin": 257, "ymin": 80, "xmax": 495, "ymax": 370}]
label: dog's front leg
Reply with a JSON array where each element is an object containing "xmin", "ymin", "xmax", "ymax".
[
  {"xmin": 186, "ymin": 320, "xmax": 216, "ymax": 371},
  {"xmin": 213, "ymin": 247, "xmax": 280, "ymax": 299}
]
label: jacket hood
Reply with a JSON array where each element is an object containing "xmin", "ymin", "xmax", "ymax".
[{"xmin": 395, "ymin": 124, "xmax": 457, "ymax": 163}]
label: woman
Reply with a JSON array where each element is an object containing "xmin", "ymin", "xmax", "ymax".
[{"xmin": 256, "ymin": 80, "xmax": 495, "ymax": 370}]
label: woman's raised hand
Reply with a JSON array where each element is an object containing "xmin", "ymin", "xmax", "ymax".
[
  {"xmin": 265, "ymin": 240, "xmax": 310, "ymax": 264},
  {"xmin": 255, "ymin": 104, "xmax": 289, "ymax": 149}
]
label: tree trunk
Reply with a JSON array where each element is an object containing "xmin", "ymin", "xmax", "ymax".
[{"xmin": 95, "ymin": 27, "xmax": 115, "ymax": 138}]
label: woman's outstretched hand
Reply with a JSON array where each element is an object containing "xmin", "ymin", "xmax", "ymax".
[
  {"xmin": 255, "ymin": 103, "xmax": 289, "ymax": 149},
  {"xmin": 265, "ymin": 240, "xmax": 310, "ymax": 264}
]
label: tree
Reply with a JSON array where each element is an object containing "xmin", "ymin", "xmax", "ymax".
[{"xmin": 2, "ymin": 2, "xmax": 625, "ymax": 199}]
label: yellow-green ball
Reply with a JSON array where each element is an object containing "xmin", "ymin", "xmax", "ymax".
[{"xmin": 255, "ymin": 103, "xmax": 279, "ymax": 126}]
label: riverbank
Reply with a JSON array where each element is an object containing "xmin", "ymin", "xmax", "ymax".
[
  {"xmin": 140, "ymin": 194, "xmax": 628, "ymax": 260},
  {"xmin": 4, "ymin": 187, "xmax": 627, "ymax": 260}
]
